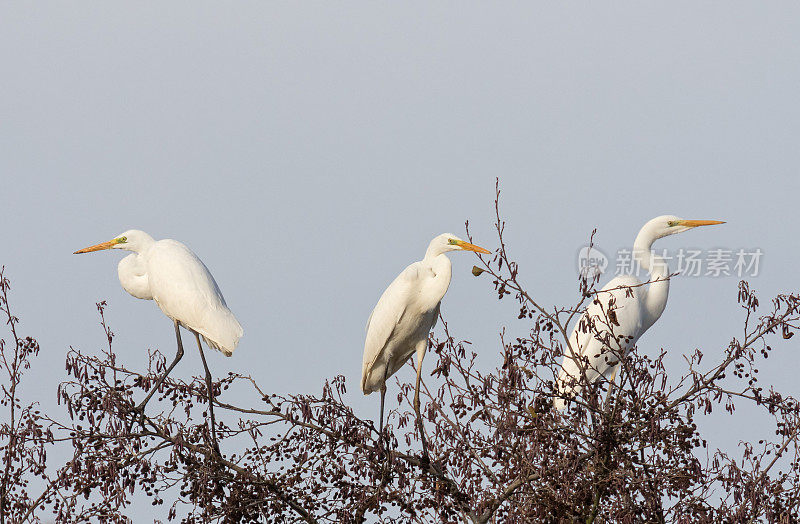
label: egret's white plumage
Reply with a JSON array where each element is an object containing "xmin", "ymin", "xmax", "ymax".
[
  {"xmin": 361, "ymin": 233, "xmax": 490, "ymax": 435},
  {"xmin": 555, "ymin": 216, "xmax": 723, "ymax": 410},
  {"xmin": 75, "ymin": 229, "xmax": 242, "ymax": 446},
  {"xmin": 77, "ymin": 229, "xmax": 243, "ymax": 355}
]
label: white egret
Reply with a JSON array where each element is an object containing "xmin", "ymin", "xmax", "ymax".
[
  {"xmin": 555, "ymin": 216, "xmax": 724, "ymax": 410},
  {"xmin": 361, "ymin": 233, "xmax": 490, "ymax": 447},
  {"xmin": 74, "ymin": 230, "xmax": 243, "ymax": 447}
]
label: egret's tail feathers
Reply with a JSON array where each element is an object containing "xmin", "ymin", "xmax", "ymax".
[
  {"xmin": 196, "ymin": 311, "xmax": 243, "ymax": 357},
  {"xmin": 202, "ymin": 335, "xmax": 234, "ymax": 357},
  {"xmin": 362, "ymin": 357, "xmax": 397, "ymax": 395},
  {"xmin": 361, "ymin": 371, "xmax": 378, "ymax": 395}
]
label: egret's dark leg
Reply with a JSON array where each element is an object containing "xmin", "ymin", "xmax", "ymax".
[
  {"xmin": 603, "ymin": 363, "xmax": 621, "ymax": 410},
  {"xmin": 195, "ymin": 332, "xmax": 220, "ymax": 456},
  {"xmin": 379, "ymin": 384, "xmax": 386, "ymax": 436},
  {"xmin": 128, "ymin": 320, "xmax": 185, "ymax": 430},
  {"xmin": 413, "ymin": 344, "xmax": 430, "ymax": 460},
  {"xmin": 378, "ymin": 363, "xmax": 390, "ymax": 437}
]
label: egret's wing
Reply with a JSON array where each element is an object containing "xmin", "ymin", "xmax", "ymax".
[
  {"xmin": 365, "ymin": 309, "xmax": 375, "ymax": 333},
  {"xmin": 361, "ymin": 262, "xmax": 421, "ymax": 393},
  {"xmin": 556, "ymin": 275, "xmax": 644, "ymax": 408},
  {"xmin": 430, "ymin": 301, "xmax": 441, "ymax": 330},
  {"xmin": 147, "ymin": 240, "xmax": 243, "ymax": 355}
]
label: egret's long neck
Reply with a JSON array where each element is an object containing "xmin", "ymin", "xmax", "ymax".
[
  {"xmin": 632, "ymin": 228, "xmax": 670, "ymax": 331},
  {"xmin": 424, "ymin": 242, "xmax": 446, "ymax": 260},
  {"xmin": 423, "ymin": 251, "xmax": 453, "ymax": 303},
  {"xmin": 117, "ymin": 235, "xmax": 156, "ymax": 300},
  {"xmin": 118, "ymin": 252, "xmax": 153, "ymax": 300}
]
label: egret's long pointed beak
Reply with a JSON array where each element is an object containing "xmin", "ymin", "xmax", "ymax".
[
  {"xmin": 679, "ymin": 219, "xmax": 726, "ymax": 228},
  {"xmin": 74, "ymin": 239, "xmax": 120, "ymax": 254},
  {"xmin": 456, "ymin": 241, "xmax": 491, "ymax": 254}
]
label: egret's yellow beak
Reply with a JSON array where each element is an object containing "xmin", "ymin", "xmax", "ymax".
[
  {"xmin": 453, "ymin": 240, "xmax": 491, "ymax": 254},
  {"xmin": 74, "ymin": 238, "xmax": 123, "ymax": 254},
  {"xmin": 678, "ymin": 219, "xmax": 726, "ymax": 228}
]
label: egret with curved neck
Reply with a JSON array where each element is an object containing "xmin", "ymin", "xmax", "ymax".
[
  {"xmin": 555, "ymin": 216, "xmax": 724, "ymax": 410},
  {"xmin": 361, "ymin": 233, "xmax": 490, "ymax": 449},
  {"xmin": 74, "ymin": 230, "xmax": 243, "ymax": 449}
]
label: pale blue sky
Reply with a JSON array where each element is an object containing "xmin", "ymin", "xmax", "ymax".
[{"xmin": 1, "ymin": 2, "xmax": 799, "ymax": 518}]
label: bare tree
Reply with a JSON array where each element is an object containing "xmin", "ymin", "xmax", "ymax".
[{"xmin": 3, "ymin": 185, "xmax": 799, "ymax": 522}]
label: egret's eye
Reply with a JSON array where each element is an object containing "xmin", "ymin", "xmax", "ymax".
[
  {"xmin": 667, "ymin": 221, "xmax": 679, "ymax": 227},
  {"xmin": 118, "ymin": 236, "xmax": 128, "ymax": 243},
  {"xmin": 448, "ymin": 239, "xmax": 459, "ymax": 245}
]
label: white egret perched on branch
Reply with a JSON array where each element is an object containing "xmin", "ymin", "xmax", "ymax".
[
  {"xmin": 361, "ymin": 233, "xmax": 490, "ymax": 450},
  {"xmin": 74, "ymin": 230, "xmax": 243, "ymax": 449},
  {"xmin": 555, "ymin": 216, "xmax": 724, "ymax": 410}
]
